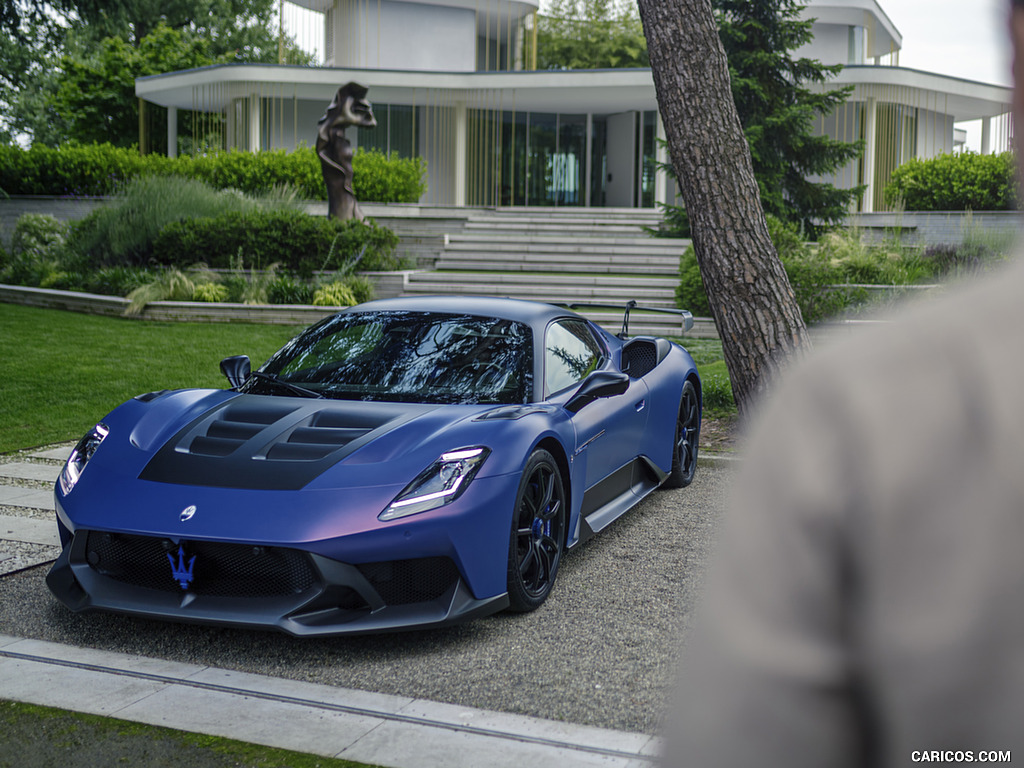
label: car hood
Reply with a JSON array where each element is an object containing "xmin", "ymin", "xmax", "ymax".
[{"xmin": 132, "ymin": 392, "xmax": 482, "ymax": 491}]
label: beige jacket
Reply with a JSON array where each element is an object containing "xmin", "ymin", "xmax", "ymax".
[{"xmin": 666, "ymin": 255, "xmax": 1024, "ymax": 766}]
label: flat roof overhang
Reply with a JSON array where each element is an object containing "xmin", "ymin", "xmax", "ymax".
[
  {"xmin": 136, "ymin": 62, "xmax": 1011, "ymax": 122},
  {"xmin": 135, "ymin": 64, "xmax": 658, "ymax": 115},
  {"xmin": 833, "ymin": 65, "xmax": 1012, "ymax": 120}
]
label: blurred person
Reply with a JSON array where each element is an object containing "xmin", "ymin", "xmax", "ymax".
[{"xmin": 663, "ymin": 3, "xmax": 1024, "ymax": 765}]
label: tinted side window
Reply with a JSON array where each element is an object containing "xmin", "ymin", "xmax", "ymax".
[{"xmin": 544, "ymin": 320, "xmax": 603, "ymax": 396}]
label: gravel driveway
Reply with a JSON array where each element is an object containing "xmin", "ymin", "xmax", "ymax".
[{"xmin": 0, "ymin": 465, "xmax": 732, "ymax": 736}]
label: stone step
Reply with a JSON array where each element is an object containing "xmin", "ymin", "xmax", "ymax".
[
  {"xmin": 433, "ymin": 259, "xmax": 677, "ymax": 276},
  {"xmin": 447, "ymin": 233, "xmax": 689, "ymax": 248},
  {"xmin": 436, "ymin": 252, "xmax": 678, "ymax": 269},
  {"xmin": 406, "ymin": 271, "xmax": 677, "ymax": 289},
  {"xmin": 444, "ymin": 242, "xmax": 686, "ymax": 257},
  {"xmin": 462, "ymin": 222, "xmax": 651, "ymax": 235},
  {"xmin": 401, "ymin": 283, "xmax": 676, "ymax": 305},
  {"xmin": 470, "ymin": 209, "xmax": 663, "ymax": 222},
  {"xmin": 464, "ymin": 216, "xmax": 660, "ymax": 227},
  {"xmin": 443, "ymin": 244, "xmax": 680, "ymax": 258}
]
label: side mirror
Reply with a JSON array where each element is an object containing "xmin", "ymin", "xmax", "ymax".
[
  {"xmin": 565, "ymin": 371, "xmax": 629, "ymax": 414},
  {"xmin": 220, "ymin": 355, "xmax": 251, "ymax": 389}
]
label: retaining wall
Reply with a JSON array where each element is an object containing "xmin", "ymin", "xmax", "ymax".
[{"xmin": 2, "ymin": 197, "xmax": 1020, "ymax": 250}]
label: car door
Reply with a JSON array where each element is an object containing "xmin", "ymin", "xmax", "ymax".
[{"xmin": 543, "ymin": 319, "xmax": 649, "ymax": 495}]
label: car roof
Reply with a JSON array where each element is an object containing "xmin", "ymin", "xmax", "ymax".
[{"xmin": 342, "ymin": 296, "xmax": 582, "ymax": 330}]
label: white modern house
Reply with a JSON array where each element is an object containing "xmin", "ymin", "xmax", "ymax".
[{"xmin": 135, "ymin": 0, "xmax": 1012, "ymax": 212}]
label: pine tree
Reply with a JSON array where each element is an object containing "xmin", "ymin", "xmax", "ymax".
[
  {"xmin": 716, "ymin": 0, "xmax": 862, "ymax": 233},
  {"xmin": 636, "ymin": 0, "xmax": 812, "ymax": 415}
]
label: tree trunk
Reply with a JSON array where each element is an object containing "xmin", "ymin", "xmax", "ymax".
[{"xmin": 636, "ymin": 0, "xmax": 812, "ymax": 416}]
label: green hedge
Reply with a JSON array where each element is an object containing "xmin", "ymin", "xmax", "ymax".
[
  {"xmin": 885, "ymin": 151, "xmax": 1016, "ymax": 211},
  {"xmin": 151, "ymin": 210, "xmax": 400, "ymax": 273},
  {"xmin": 0, "ymin": 143, "xmax": 426, "ymax": 202},
  {"xmin": 151, "ymin": 210, "xmax": 399, "ymax": 274}
]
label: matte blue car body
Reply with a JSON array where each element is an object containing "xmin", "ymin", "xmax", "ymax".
[{"xmin": 48, "ymin": 296, "xmax": 700, "ymax": 635}]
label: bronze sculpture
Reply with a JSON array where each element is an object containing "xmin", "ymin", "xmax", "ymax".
[{"xmin": 316, "ymin": 82, "xmax": 378, "ymax": 221}]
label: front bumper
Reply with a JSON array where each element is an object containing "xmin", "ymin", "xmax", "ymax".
[{"xmin": 45, "ymin": 529, "xmax": 509, "ymax": 636}]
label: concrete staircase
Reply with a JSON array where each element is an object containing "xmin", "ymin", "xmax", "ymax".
[{"xmin": 397, "ymin": 208, "xmax": 705, "ymax": 338}]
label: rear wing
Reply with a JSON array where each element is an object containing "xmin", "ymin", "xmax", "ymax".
[{"xmin": 562, "ymin": 300, "xmax": 694, "ymax": 338}]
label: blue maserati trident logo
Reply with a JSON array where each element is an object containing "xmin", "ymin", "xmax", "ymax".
[{"xmin": 167, "ymin": 546, "xmax": 196, "ymax": 590}]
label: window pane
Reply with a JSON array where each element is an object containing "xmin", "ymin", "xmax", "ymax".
[
  {"xmin": 261, "ymin": 311, "xmax": 533, "ymax": 404},
  {"xmin": 545, "ymin": 320, "xmax": 602, "ymax": 396}
]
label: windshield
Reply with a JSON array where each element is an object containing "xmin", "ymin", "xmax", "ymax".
[{"xmin": 247, "ymin": 310, "xmax": 534, "ymax": 404}]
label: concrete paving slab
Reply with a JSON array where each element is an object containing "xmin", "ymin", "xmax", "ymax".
[
  {"xmin": 6, "ymin": 637, "xmax": 206, "ymax": 682},
  {"xmin": 0, "ymin": 655, "xmax": 166, "ymax": 715},
  {"xmin": 338, "ymin": 719, "xmax": 635, "ymax": 768},
  {"xmin": 187, "ymin": 666, "xmax": 416, "ymax": 716},
  {"xmin": 396, "ymin": 697, "xmax": 656, "ymax": 755},
  {"xmin": 0, "ymin": 486, "xmax": 52, "ymax": 511},
  {"xmin": 24, "ymin": 447, "xmax": 72, "ymax": 462},
  {"xmin": 117, "ymin": 684, "xmax": 384, "ymax": 758},
  {"xmin": 0, "ymin": 515, "xmax": 60, "ymax": 546},
  {"xmin": 0, "ymin": 462, "xmax": 59, "ymax": 482},
  {"xmin": 0, "ymin": 636, "xmax": 660, "ymax": 768}
]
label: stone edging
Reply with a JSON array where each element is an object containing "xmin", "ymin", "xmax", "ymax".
[
  {"xmin": 0, "ymin": 284, "xmax": 342, "ymax": 325},
  {"xmin": 0, "ymin": 283, "xmax": 723, "ymax": 338}
]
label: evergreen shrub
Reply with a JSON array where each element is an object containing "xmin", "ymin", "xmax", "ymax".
[
  {"xmin": 885, "ymin": 152, "xmax": 1016, "ymax": 211},
  {"xmin": 0, "ymin": 143, "xmax": 426, "ymax": 202},
  {"xmin": 151, "ymin": 210, "xmax": 399, "ymax": 272}
]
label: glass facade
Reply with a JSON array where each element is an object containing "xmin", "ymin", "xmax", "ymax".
[
  {"xmin": 873, "ymin": 102, "xmax": 918, "ymax": 210},
  {"xmin": 356, "ymin": 103, "xmax": 418, "ymax": 157},
  {"xmin": 463, "ymin": 109, "xmax": 656, "ymax": 208}
]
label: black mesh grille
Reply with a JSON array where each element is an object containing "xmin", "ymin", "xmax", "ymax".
[
  {"xmin": 623, "ymin": 341, "xmax": 658, "ymax": 378},
  {"xmin": 84, "ymin": 532, "xmax": 318, "ymax": 598},
  {"xmin": 357, "ymin": 557, "xmax": 459, "ymax": 605}
]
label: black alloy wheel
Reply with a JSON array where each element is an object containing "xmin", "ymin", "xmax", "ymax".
[
  {"xmin": 664, "ymin": 379, "xmax": 700, "ymax": 489},
  {"xmin": 506, "ymin": 450, "xmax": 566, "ymax": 612}
]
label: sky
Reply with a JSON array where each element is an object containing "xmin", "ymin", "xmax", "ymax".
[
  {"xmin": 858, "ymin": 0, "xmax": 1013, "ymax": 151},
  {"xmin": 873, "ymin": 0, "xmax": 1012, "ymax": 87}
]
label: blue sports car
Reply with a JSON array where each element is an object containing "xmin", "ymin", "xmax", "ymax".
[{"xmin": 47, "ymin": 296, "xmax": 701, "ymax": 635}]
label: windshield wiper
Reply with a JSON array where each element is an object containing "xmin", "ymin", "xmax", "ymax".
[{"xmin": 248, "ymin": 371, "xmax": 323, "ymax": 399}]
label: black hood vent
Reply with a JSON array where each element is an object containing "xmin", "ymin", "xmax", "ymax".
[{"xmin": 139, "ymin": 395, "xmax": 434, "ymax": 490}]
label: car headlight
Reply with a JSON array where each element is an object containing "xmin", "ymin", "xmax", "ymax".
[
  {"xmin": 59, "ymin": 423, "xmax": 109, "ymax": 495},
  {"xmin": 379, "ymin": 447, "xmax": 490, "ymax": 522}
]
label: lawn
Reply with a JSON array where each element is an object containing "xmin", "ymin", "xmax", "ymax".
[
  {"xmin": 0, "ymin": 302, "xmax": 734, "ymax": 454},
  {"xmin": 0, "ymin": 700, "xmax": 380, "ymax": 768},
  {"xmin": 0, "ymin": 303, "xmax": 302, "ymax": 453}
]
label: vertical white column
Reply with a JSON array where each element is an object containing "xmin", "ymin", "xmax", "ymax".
[
  {"xmin": 167, "ymin": 106, "xmax": 177, "ymax": 158},
  {"xmin": 248, "ymin": 94, "xmax": 261, "ymax": 152},
  {"xmin": 584, "ymin": 112, "xmax": 593, "ymax": 208},
  {"xmin": 862, "ymin": 96, "xmax": 878, "ymax": 213},
  {"xmin": 981, "ymin": 116, "xmax": 992, "ymax": 155},
  {"xmin": 655, "ymin": 112, "xmax": 668, "ymax": 207},
  {"xmin": 226, "ymin": 100, "xmax": 236, "ymax": 150},
  {"xmin": 454, "ymin": 101, "xmax": 467, "ymax": 207}
]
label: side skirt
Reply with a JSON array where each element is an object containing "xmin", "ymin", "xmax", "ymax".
[{"xmin": 572, "ymin": 457, "xmax": 666, "ymax": 546}]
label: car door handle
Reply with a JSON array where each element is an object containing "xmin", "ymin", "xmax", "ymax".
[{"xmin": 634, "ymin": 399, "xmax": 646, "ymax": 412}]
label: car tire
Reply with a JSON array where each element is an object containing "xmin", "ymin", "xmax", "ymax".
[
  {"xmin": 506, "ymin": 449, "xmax": 566, "ymax": 612},
  {"xmin": 663, "ymin": 379, "xmax": 700, "ymax": 489}
]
